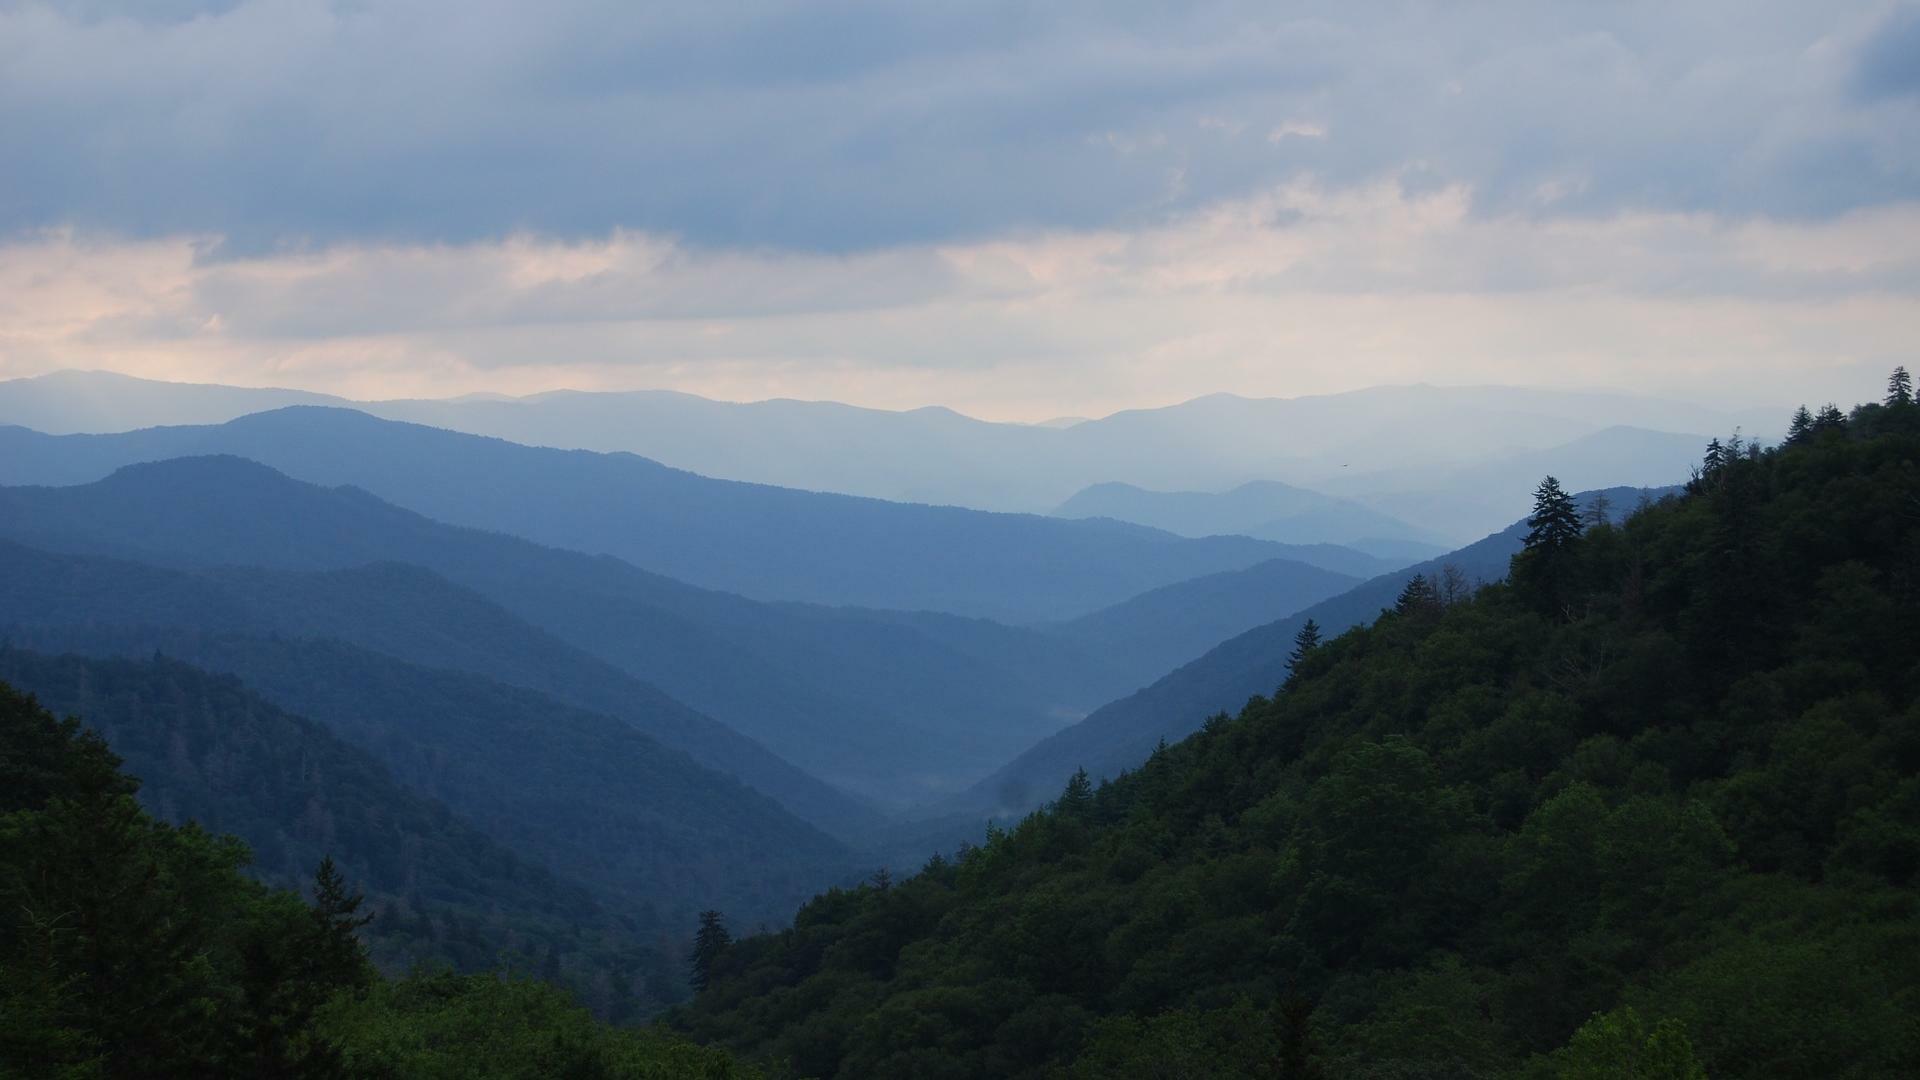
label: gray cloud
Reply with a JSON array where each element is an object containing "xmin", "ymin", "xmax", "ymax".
[{"xmin": 2, "ymin": 1, "xmax": 1914, "ymax": 252}]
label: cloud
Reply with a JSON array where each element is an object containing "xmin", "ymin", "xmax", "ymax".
[
  {"xmin": 1, "ymin": 1, "xmax": 1914, "ymax": 251},
  {"xmin": 4, "ymin": 184, "xmax": 1914, "ymax": 417}
]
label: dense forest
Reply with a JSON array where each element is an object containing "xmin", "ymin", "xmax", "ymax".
[
  {"xmin": 0, "ymin": 677, "xmax": 756, "ymax": 1078},
  {"xmin": 0, "ymin": 648, "xmax": 694, "ymax": 1020},
  {"xmin": 671, "ymin": 383, "xmax": 1920, "ymax": 1077}
]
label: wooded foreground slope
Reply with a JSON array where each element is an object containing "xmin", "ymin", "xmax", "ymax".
[
  {"xmin": 673, "ymin": 393, "xmax": 1920, "ymax": 1078},
  {"xmin": 0, "ymin": 676, "xmax": 755, "ymax": 1078}
]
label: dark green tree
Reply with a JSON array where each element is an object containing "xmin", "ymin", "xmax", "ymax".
[
  {"xmin": 1059, "ymin": 768, "xmax": 1095, "ymax": 818},
  {"xmin": 1814, "ymin": 403, "xmax": 1847, "ymax": 431},
  {"xmin": 1524, "ymin": 477, "xmax": 1583, "ymax": 552},
  {"xmin": 1786, "ymin": 406, "xmax": 1814, "ymax": 444},
  {"xmin": 1701, "ymin": 438, "xmax": 1725, "ymax": 476},
  {"xmin": 1395, "ymin": 574, "xmax": 1441, "ymax": 615},
  {"xmin": 1889, "ymin": 366, "xmax": 1913, "ymax": 407},
  {"xmin": 310, "ymin": 856, "xmax": 373, "ymax": 990},
  {"xmin": 688, "ymin": 911, "xmax": 733, "ymax": 993},
  {"xmin": 1274, "ymin": 995, "xmax": 1325, "ymax": 1080},
  {"xmin": 1287, "ymin": 619, "xmax": 1322, "ymax": 676}
]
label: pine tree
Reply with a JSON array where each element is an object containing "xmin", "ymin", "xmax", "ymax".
[
  {"xmin": 1702, "ymin": 437, "xmax": 1725, "ymax": 475},
  {"xmin": 1286, "ymin": 619, "xmax": 1321, "ymax": 675},
  {"xmin": 1058, "ymin": 767, "xmax": 1095, "ymax": 818},
  {"xmin": 1524, "ymin": 476, "xmax": 1583, "ymax": 552},
  {"xmin": 310, "ymin": 856, "xmax": 373, "ymax": 991},
  {"xmin": 1889, "ymin": 366, "xmax": 1913, "ymax": 407},
  {"xmin": 1815, "ymin": 403, "xmax": 1847, "ymax": 431},
  {"xmin": 688, "ymin": 910, "xmax": 733, "ymax": 993},
  {"xmin": 1273, "ymin": 994, "xmax": 1325, "ymax": 1080},
  {"xmin": 1395, "ymin": 573, "xmax": 1440, "ymax": 615},
  {"xmin": 1786, "ymin": 405, "xmax": 1814, "ymax": 443}
]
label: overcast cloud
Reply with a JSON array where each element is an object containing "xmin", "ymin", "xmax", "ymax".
[{"xmin": 1, "ymin": 1, "xmax": 1915, "ymax": 415}]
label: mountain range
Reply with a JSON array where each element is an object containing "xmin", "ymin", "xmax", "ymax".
[
  {"xmin": 0, "ymin": 407, "xmax": 1388, "ymax": 623},
  {"xmin": 0, "ymin": 370, "xmax": 1780, "ymax": 541},
  {"xmin": 1052, "ymin": 479, "xmax": 1451, "ymax": 556},
  {"xmin": 0, "ymin": 453, "xmax": 1352, "ymax": 807}
]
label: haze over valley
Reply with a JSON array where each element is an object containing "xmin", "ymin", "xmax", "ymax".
[{"xmin": 2, "ymin": 2, "xmax": 1915, "ymax": 1076}]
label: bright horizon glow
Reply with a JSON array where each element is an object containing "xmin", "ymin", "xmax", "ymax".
[{"xmin": 1, "ymin": 2, "xmax": 1915, "ymax": 422}]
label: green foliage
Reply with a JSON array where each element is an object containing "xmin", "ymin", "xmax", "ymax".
[
  {"xmin": 1530, "ymin": 1007, "xmax": 1707, "ymax": 1080},
  {"xmin": 690, "ymin": 911, "xmax": 734, "ymax": 994},
  {"xmin": 1285, "ymin": 618, "xmax": 1321, "ymax": 681},
  {"xmin": 0, "ymin": 680, "xmax": 754, "ymax": 1078},
  {"xmin": 316, "ymin": 970, "xmax": 755, "ymax": 1079},
  {"xmin": 0, "ymin": 647, "xmax": 683, "ymax": 1020},
  {"xmin": 674, "ymin": 390, "xmax": 1920, "ymax": 1078}
]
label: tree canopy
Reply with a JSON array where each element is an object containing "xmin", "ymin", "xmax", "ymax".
[{"xmin": 672, "ymin": 384, "xmax": 1920, "ymax": 1078}]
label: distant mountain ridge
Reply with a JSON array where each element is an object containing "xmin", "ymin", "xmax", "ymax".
[
  {"xmin": 0, "ymin": 408, "xmax": 1387, "ymax": 622},
  {"xmin": 1038, "ymin": 557, "xmax": 1364, "ymax": 683},
  {"xmin": 0, "ymin": 537, "xmax": 875, "ymax": 840},
  {"xmin": 0, "ymin": 371, "xmax": 1782, "ymax": 539},
  {"xmin": 0, "ymin": 455, "xmax": 1341, "ymax": 806},
  {"xmin": 1052, "ymin": 479, "xmax": 1450, "ymax": 554}
]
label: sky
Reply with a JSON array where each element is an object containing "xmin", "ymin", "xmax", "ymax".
[{"xmin": 1, "ymin": 1, "xmax": 1916, "ymax": 420}]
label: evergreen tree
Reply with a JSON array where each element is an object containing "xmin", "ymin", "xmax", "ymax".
[
  {"xmin": 1702, "ymin": 437, "xmax": 1725, "ymax": 475},
  {"xmin": 1286, "ymin": 619, "xmax": 1322, "ymax": 676},
  {"xmin": 1814, "ymin": 403, "xmax": 1847, "ymax": 431},
  {"xmin": 1889, "ymin": 365, "xmax": 1914, "ymax": 407},
  {"xmin": 1524, "ymin": 477, "xmax": 1583, "ymax": 552},
  {"xmin": 1273, "ymin": 995, "xmax": 1325, "ymax": 1080},
  {"xmin": 310, "ymin": 856, "xmax": 373, "ymax": 991},
  {"xmin": 688, "ymin": 911, "xmax": 733, "ymax": 993},
  {"xmin": 1395, "ymin": 574, "xmax": 1440, "ymax": 615},
  {"xmin": 1059, "ymin": 767, "xmax": 1095, "ymax": 818},
  {"xmin": 1786, "ymin": 406, "xmax": 1814, "ymax": 443}
]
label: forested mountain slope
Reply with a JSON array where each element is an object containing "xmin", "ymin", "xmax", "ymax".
[
  {"xmin": 0, "ymin": 407, "xmax": 1383, "ymax": 621},
  {"xmin": 0, "ymin": 538, "xmax": 874, "ymax": 839},
  {"xmin": 0, "ymin": 677, "xmax": 756, "ymax": 1075},
  {"xmin": 0, "ymin": 648, "xmax": 683, "ymax": 1019},
  {"xmin": 1038, "ymin": 558, "xmax": 1362, "ymax": 689},
  {"xmin": 0, "ymin": 455, "xmax": 1152, "ymax": 804},
  {"xmin": 1053, "ymin": 480, "xmax": 1446, "ymax": 553},
  {"xmin": 961, "ymin": 485, "xmax": 1660, "ymax": 818},
  {"xmin": 673, "ymin": 394, "xmax": 1920, "ymax": 1078},
  {"xmin": 0, "ymin": 557, "xmax": 874, "ymax": 925},
  {"xmin": 0, "ymin": 629, "xmax": 854, "ymax": 931}
]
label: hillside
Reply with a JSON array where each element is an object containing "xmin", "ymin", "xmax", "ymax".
[
  {"xmin": 1329, "ymin": 425, "xmax": 1713, "ymax": 544},
  {"xmin": 957, "ymin": 486, "xmax": 1661, "ymax": 818},
  {"xmin": 670, "ymin": 397, "xmax": 1920, "ymax": 1077},
  {"xmin": 0, "ymin": 536, "xmax": 872, "ymax": 838},
  {"xmin": 0, "ymin": 456, "xmax": 1158, "ymax": 805},
  {"xmin": 0, "ymin": 648, "xmax": 681, "ymax": 1019},
  {"xmin": 0, "ymin": 407, "xmax": 1391, "ymax": 621},
  {"xmin": 1038, "ymin": 557, "xmax": 1363, "ymax": 688},
  {"xmin": 0, "ymin": 544, "xmax": 874, "ymax": 918},
  {"xmin": 0, "ymin": 629, "xmax": 854, "ymax": 929},
  {"xmin": 0, "ymin": 675, "xmax": 756, "ymax": 1073},
  {"xmin": 1053, "ymin": 479, "xmax": 1447, "ymax": 554}
]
